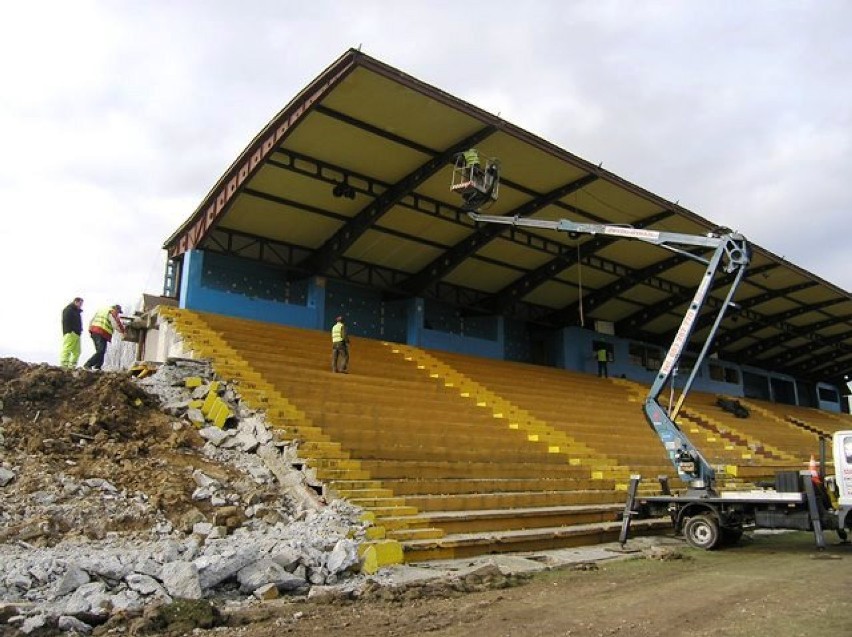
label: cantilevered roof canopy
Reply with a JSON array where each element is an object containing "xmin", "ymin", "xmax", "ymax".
[{"xmin": 165, "ymin": 49, "xmax": 851, "ymax": 385}]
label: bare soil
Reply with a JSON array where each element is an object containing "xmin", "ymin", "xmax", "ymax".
[
  {"xmin": 0, "ymin": 359, "xmax": 253, "ymax": 544},
  {"xmin": 211, "ymin": 533, "xmax": 850, "ymax": 637}
]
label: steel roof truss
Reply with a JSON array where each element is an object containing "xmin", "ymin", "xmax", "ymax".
[
  {"xmin": 402, "ymin": 174, "xmax": 599, "ymax": 294},
  {"xmin": 304, "ymin": 126, "xmax": 497, "ymax": 274},
  {"xmin": 716, "ymin": 297, "xmax": 846, "ymax": 350}
]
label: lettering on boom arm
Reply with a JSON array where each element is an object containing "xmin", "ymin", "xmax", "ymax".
[
  {"xmin": 658, "ymin": 271, "xmax": 713, "ymax": 377},
  {"xmin": 603, "ymin": 227, "xmax": 661, "ymax": 241}
]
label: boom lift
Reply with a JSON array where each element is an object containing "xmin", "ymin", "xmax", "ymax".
[{"xmin": 465, "ymin": 204, "xmax": 852, "ymax": 551}]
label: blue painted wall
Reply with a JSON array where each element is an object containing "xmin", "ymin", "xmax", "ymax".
[
  {"xmin": 179, "ymin": 248, "xmax": 841, "ymax": 410},
  {"xmin": 558, "ymin": 326, "xmax": 745, "ymax": 396},
  {"xmin": 180, "ymin": 250, "xmax": 324, "ymax": 329}
]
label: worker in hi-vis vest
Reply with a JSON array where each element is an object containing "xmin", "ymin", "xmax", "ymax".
[
  {"xmin": 463, "ymin": 148, "xmax": 480, "ymax": 169},
  {"xmin": 83, "ymin": 304, "xmax": 126, "ymax": 371},
  {"xmin": 596, "ymin": 345, "xmax": 609, "ymax": 379},
  {"xmin": 331, "ymin": 315, "xmax": 350, "ymax": 373}
]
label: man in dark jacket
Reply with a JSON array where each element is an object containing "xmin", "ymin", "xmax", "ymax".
[{"xmin": 60, "ymin": 297, "xmax": 84, "ymax": 368}]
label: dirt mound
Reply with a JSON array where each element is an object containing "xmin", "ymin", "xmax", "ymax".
[
  {"xmin": 0, "ymin": 359, "xmax": 246, "ymax": 545},
  {"xmin": 1, "ymin": 359, "xmax": 167, "ymax": 448}
]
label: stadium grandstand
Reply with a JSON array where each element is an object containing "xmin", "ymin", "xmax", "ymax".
[{"xmin": 146, "ymin": 49, "xmax": 852, "ymax": 560}]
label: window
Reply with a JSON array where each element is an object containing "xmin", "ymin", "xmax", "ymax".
[
  {"xmin": 628, "ymin": 342, "xmax": 663, "ymax": 370},
  {"xmin": 678, "ymin": 354, "xmax": 699, "ymax": 377},
  {"xmin": 709, "ymin": 364, "xmax": 724, "ymax": 382},
  {"xmin": 646, "ymin": 347, "xmax": 662, "ymax": 370},
  {"xmin": 628, "ymin": 343, "xmax": 644, "ymax": 366},
  {"xmin": 818, "ymin": 386, "xmax": 839, "ymax": 404},
  {"xmin": 708, "ymin": 364, "xmax": 739, "ymax": 384}
]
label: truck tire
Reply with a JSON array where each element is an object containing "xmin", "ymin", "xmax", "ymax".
[{"xmin": 684, "ymin": 514, "xmax": 721, "ymax": 550}]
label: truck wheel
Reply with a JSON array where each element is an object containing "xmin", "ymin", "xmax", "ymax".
[{"xmin": 684, "ymin": 514, "xmax": 721, "ymax": 550}]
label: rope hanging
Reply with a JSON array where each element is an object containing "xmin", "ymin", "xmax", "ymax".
[{"xmin": 577, "ymin": 240, "xmax": 585, "ymax": 328}]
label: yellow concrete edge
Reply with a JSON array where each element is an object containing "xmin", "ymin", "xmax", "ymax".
[{"xmin": 357, "ymin": 539, "xmax": 403, "ymax": 572}]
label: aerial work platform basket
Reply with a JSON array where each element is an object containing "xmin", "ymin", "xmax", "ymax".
[{"xmin": 450, "ymin": 151, "xmax": 500, "ymax": 210}]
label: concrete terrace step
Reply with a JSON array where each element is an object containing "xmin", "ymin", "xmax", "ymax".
[
  {"xmin": 400, "ymin": 518, "xmax": 670, "ymax": 562},
  {"xmin": 354, "ymin": 459, "xmax": 594, "ymax": 480},
  {"xmin": 356, "ymin": 477, "xmax": 617, "ymax": 495},
  {"xmin": 416, "ymin": 503, "xmax": 624, "ymax": 533},
  {"xmin": 400, "ymin": 490, "xmax": 623, "ymax": 512}
]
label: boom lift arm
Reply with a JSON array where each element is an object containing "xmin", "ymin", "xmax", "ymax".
[{"xmin": 468, "ymin": 212, "xmax": 750, "ymax": 493}]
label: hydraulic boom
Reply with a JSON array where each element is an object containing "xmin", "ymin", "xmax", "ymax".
[{"xmin": 469, "ymin": 212, "xmax": 750, "ymax": 493}]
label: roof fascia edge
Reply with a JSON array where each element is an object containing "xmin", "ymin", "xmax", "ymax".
[{"xmin": 163, "ymin": 48, "xmax": 362, "ymax": 257}]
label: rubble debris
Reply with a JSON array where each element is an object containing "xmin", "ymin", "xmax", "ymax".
[{"xmin": 0, "ymin": 357, "xmax": 375, "ymax": 631}]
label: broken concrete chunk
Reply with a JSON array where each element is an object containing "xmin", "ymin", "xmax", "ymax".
[
  {"xmin": 270, "ymin": 547, "xmax": 301, "ymax": 572},
  {"xmin": 55, "ymin": 566, "xmax": 91, "ymax": 596},
  {"xmin": 186, "ymin": 408, "xmax": 205, "ymax": 425},
  {"xmin": 192, "ymin": 470, "xmax": 221, "ymax": 490},
  {"xmin": 198, "ymin": 426, "xmax": 236, "ymax": 447},
  {"xmin": 19, "ymin": 615, "xmax": 47, "ymax": 635},
  {"xmin": 237, "ymin": 558, "xmax": 306, "ymax": 593},
  {"xmin": 82, "ymin": 478, "xmax": 118, "ymax": 493},
  {"xmin": 62, "ymin": 581, "xmax": 107, "ymax": 616},
  {"xmin": 58, "ymin": 615, "xmax": 92, "ymax": 634},
  {"xmin": 195, "ymin": 548, "xmax": 257, "ymax": 590},
  {"xmin": 192, "ymin": 522, "xmax": 213, "ymax": 536},
  {"xmin": 160, "ymin": 561, "xmax": 203, "ymax": 600},
  {"xmin": 191, "ymin": 385, "xmax": 209, "ymax": 399},
  {"xmin": 126, "ymin": 573, "xmax": 163, "ymax": 596},
  {"xmin": 81, "ymin": 555, "xmax": 130, "ymax": 581},
  {"xmin": 253, "ymin": 583, "xmax": 279, "ymax": 600},
  {"xmin": 326, "ymin": 539, "xmax": 359, "ymax": 574},
  {"xmin": 192, "ymin": 487, "xmax": 212, "ymax": 501},
  {"xmin": 0, "ymin": 467, "xmax": 15, "ymax": 487},
  {"xmin": 233, "ymin": 431, "xmax": 260, "ymax": 453}
]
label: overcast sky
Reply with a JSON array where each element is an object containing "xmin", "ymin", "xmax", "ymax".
[{"xmin": 1, "ymin": 0, "xmax": 849, "ymax": 366}]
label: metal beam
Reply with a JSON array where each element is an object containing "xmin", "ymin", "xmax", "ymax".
[
  {"xmin": 793, "ymin": 356, "xmax": 852, "ymax": 382},
  {"xmin": 792, "ymin": 351, "xmax": 852, "ymax": 375},
  {"xmin": 733, "ymin": 312, "xmax": 851, "ymax": 361},
  {"xmin": 615, "ymin": 272, "xmax": 734, "ymax": 337},
  {"xmin": 616, "ymin": 262, "xmax": 779, "ymax": 340},
  {"xmin": 313, "ymin": 105, "xmax": 436, "ymax": 156},
  {"xmin": 401, "ymin": 174, "xmax": 599, "ymax": 295},
  {"xmin": 715, "ymin": 297, "xmax": 846, "ymax": 350},
  {"xmin": 303, "ymin": 126, "xmax": 497, "ymax": 274},
  {"xmin": 164, "ymin": 54, "xmax": 356, "ymax": 258},
  {"xmin": 757, "ymin": 331, "xmax": 852, "ymax": 371},
  {"xmin": 501, "ymin": 210, "xmax": 677, "ymax": 321}
]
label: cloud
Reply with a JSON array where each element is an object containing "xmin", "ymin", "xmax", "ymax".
[{"xmin": 0, "ymin": 1, "xmax": 849, "ymax": 366}]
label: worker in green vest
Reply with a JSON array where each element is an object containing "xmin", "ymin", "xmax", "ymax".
[
  {"xmin": 331, "ymin": 315, "xmax": 350, "ymax": 373},
  {"xmin": 463, "ymin": 148, "xmax": 480, "ymax": 169},
  {"xmin": 596, "ymin": 345, "xmax": 609, "ymax": 379},
  {"xmin": 83, "ymin": 304, "xmax": 126, "ymax": 370},
  {"xmin": 463, "ymin": 148, "xmax": 482, "ymax": 182}
]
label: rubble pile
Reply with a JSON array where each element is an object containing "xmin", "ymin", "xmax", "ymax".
[{"xmin": 0, "ymin": 358, "xmax": 369, "ymax": 634}]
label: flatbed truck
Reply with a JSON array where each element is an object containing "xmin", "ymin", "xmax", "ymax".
[{"xmin": 466, "ymin": 205, "xmax": 852, "ymax": 551}]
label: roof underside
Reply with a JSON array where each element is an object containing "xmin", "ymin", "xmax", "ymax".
[{"xmin": 165, "ymin": 49, "xmax": 852, "ymax": 385}]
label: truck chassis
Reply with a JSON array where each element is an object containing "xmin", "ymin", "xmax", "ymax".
[{"xmin": 619, "ymin": 472, "xmax": 851, "ymax": 550}]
